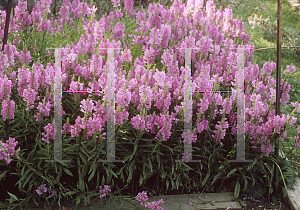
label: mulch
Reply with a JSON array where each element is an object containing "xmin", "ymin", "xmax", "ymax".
[{"xmin": 241, "ymin": 196, "xmax": 290, "ymax": 210}]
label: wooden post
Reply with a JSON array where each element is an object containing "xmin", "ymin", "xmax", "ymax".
[{"xmin": 275, "ymin": 0, "xmax": 282, "ymax": 198}]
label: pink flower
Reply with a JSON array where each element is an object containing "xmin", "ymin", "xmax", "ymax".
[
  {"xmin": 111, "ymin": 22, "xmax": 125, "ymax": 40},
  {"xmin": 0, "ymin": 137, "xmax": 20, "ymax": 164},
  {"xmin": 125, "ymin": 0, "xmax": 134, "ymax": 17},
  {"xmin": 111, "ymin": 0, "xmax": 121, "ymax": 7},
  {"xmin": 41, "ymin": 123, "xmax": 55, "ymax": 143},
  {"xmin": 99, "ymin": 185, "xmax": 111, "ymax": 198},
  {"xmin": 36, "ymin": 184, "xmax": 56, "ymax": 196},
  {"xmin": 1, "ymin": 97, "xmax": 15, "ymax": 121},
  {"xmin": 136, "ymin": 191, "xmax": 148, "ymax": 202}
]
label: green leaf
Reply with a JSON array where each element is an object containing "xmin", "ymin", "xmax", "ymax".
[
  {"xmin": 270, "ymin": 157, "xmax": 288, "ymax": 198},
  {"xmin": 171, "ymin": 163, "xmax": 174, "ymax": 175},
  {"xmin": 166, "ymin": 179, "xmax": 169, "ymax": 189},
  {"xmin": 127, "ymin": 162, "xmax": 134, "ymax": 183},
  {"xmin": 65, "ymin": 191, "xmax": 78, "ymax": 196},
  {"xmin": 234, "ymin": 181, "xmax": 240, "ymax": 199},
  {"xmin": 251, "ymin": 174, "xmax": 256, "ymax": 186},
  {"xmin": 247, "ymin": 162, "xmax": 253, "ymax": 171},
  {"xmin": 157, "ymin": 153, "xmax": 161, "ymax": 169},
  {"xmin": 76, "ymin": 194, "xmax": 82, "ymax": 206},
  {"xmin": 21, "ymin": 165, "xmax": 26, "ymax": 177},
  {"xmin": 139, "ymin": 174, "xmax": 143, "ymax": 186},
  {"xmin": 211, "ymin": 171, "xmax": 223, "ymax": 186},
  {"xmin": 251, "ymin": 157, "xmax": 258, "ymax": 168},
  {"xmin": 148, "ymin": 157, "xmax": 153, "ymax": 173},
  {"xmin": 202, "ymin": 172, "xmax": 210, "ymax": 187},
  {"xmin": 23, "ymin": 172, "xmax": 34, "ymax": 188},
  {"xmin": 7, "ymin": 191, "xmax": 18, "ymax": 202},
  {"xmin": 79, "ymin": 179, "xmax": 85, "ymax": 192},
  {"xmin": 227, "ymin": 168, "xmax": 238, "ymax": 177},
  {"xmin": 282, "ymin": 188, "xmax": 287, "ymax": 198},
  {"xmin": 176, "ymin": 177, "xmax": 179, "ymax": 189},
  {"xmin": 161, "ymin": 171, "xmax": 167, "ymax": 179},
  {"xmin": 243, "ymin": 175, "xmax": 248, "ymax": 191},
  {"xmin": 27, "ymin": 177, "xmax": 37, "ymax": 193},
  {"xmin": 101, "ymin": 175, "xmax": 105, "ymax": 187},
  {"xmin": 129, "ymin": 144, "xmax": 138, "ymax": 161},
  {"xmin": 88, "ymin": 160, "xmax": 97, "ymax": 182},
  {"xmin": 63, "ymin": 168, "xmax": 73, "ymax": 177},
  {"xmin": 54, "ymin": 162, "xmax": 58, "ymax": 174},
  {"xmin": 0, "ymin": 170, "xmax": 8, "ymax": 181},
  {"xmin": 79, "ymin": 152, "xmax": 87, "ymax": 165},
  {"xmin": 32, "ymin": 195, "xmax": 38, "ymax": 207},
  {"xmin": 218, "ymin": 164, "xmax": 225, "ymax": 170},
  {"xmin": 80, "ymin": 145, "xmax": 90, "ymax": 158}
]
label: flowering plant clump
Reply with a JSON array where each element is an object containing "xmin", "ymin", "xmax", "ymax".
[
  {"xmin": 5, "ymin": 0, "xmax": 294, "ymax": 159},
  {"xmin": 1, "ymin": 0, "xmax": 298, "ymax": 161},
  {"xmin": 0, "ymin": 0, "xmax": 299, "ymax": 208}
]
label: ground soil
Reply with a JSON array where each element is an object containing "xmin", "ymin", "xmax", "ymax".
[{"xmin": 241, "ymin": 196, "xmax": 290, "ymax": 210}]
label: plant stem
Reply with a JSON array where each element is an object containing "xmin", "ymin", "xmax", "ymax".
[{"xmin": 233, "ymin": 0, "xmax": 245, "ymax": 14}]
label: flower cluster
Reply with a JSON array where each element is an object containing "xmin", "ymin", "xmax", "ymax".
[
  {"xmin": 136, "ymin": 191, "xmax": 164, "ymax": 210},
  {"xmin": 0, "ymin": 137, "xmax": 20, "ymax": 164},
  {"xmin": 124, "ymin": 0, "xmax": 135, "ymax": 18},
  {"xmin": 284, "ymin": 65, "xmax": 296, "ymax": 75},
  {"xmin": 36, "ymin": 184, "xmax": 56, "ymax": 196},
  {"xmin": 248, "ymin": 13, "xmax": 270, "ymax": 30},
  {"xmin": 99, "ymin": 185, "xmax": 111, "ymax": 198},
  {"xmin": 292, "ymin": 102, "xmax": 300, "ymax": 147},
  {"xmin": 1, "ymin": 95, "xmax": 15, "ymax": 121}
]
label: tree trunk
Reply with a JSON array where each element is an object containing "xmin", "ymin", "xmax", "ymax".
[
  {"xmin": 2, "ymin": 0, "xmax": 12, "ymax": 51},
  {"xmin": 27, "ymin": 0, "xmax": 35, "ymax": 15}
]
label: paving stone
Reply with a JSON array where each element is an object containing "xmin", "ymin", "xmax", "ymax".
[
  {"xmin": 54, "ymin": 192, "xmax": 242, "ymax": 210},
  {"xmin": 287, "ymin": 177, "xmax": 300, "ymax": 210}
]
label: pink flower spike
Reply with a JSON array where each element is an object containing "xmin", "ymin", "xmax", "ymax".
[{"xmin": 290, "ymin": 195, "xmax": 294, "ymax": 197}]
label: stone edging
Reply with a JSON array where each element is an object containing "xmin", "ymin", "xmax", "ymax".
[{"xmin": 279, "ymin": 150, "xmax": 300, "ymax": 210}]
